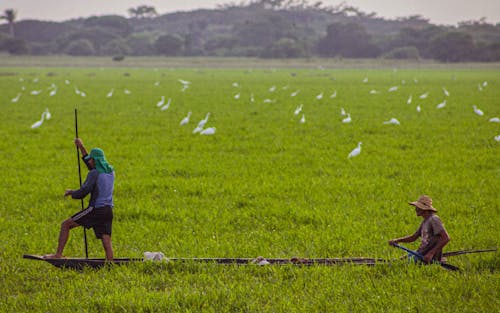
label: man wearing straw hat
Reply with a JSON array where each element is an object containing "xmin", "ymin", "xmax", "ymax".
[
  {"xmin": 388, "ymin": 195, "xmax": 450, "ymax": 263},
  {"xmin": 44, "ymin": 138, "xmax": 115, "ymax": 261}
]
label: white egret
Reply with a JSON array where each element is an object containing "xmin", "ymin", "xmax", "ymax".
[
  {"xmin": 495, "ymin": 135, "xmax": 500, "ymax": 142},
  {"xmin": 489, "ymin": 117, "xmax": 500, "ymax": 123},
  {"xmin": 348, "ymin": 142, "xmax": 362, "ymax": 158},
  {"xmin": 193, "ymin": 113, "xmax": 210, "ymax": 133},
  {"xmin": 369, "ymin": 90, "xmax": 379, "ymax": 94},
  {"xmin": 232, "ymin": 82, "xmax": 239, "ymax": 87},
  {"xmin": 124, "ymin": 89, "xmax": 131, "ymax": 95},
  {"xmin": 161, "ymin": 98, "xmax": 171, "ymax": 111},
  {"xmin": 156, "ymin": 96, "xmax": 165, "ymax": 107},
  {"xmin": 294, "ymin": 104, "xmax": 303, "ymax": 115},
  {"xmin": 80, "ymin": 91, "xmax": 86, "ymax": 97},
  {"xmin": 250, "ymin": 93, "xmax": 255, "ymax": 102},
  {"xmin": 269, "ymin": 85, "xmax": 276, "ymax": 92},
  {"xmin": 416, "ymin": 105, "xmax": 421, "ymax": 112},
  {"xmin": 407, "ymin": 95, "xmax": 412, "ymax": 105},
  {"xmin": 388, "ymin": 86, "xmax": 398, "ymax": 92},
  {"xmin": 200, "ymin": 127, "xmax": 216, "ymax": 135},
  {"xmin": 472, "ymin": 105, "xmax": 484, "ymax": 116},
  {"xmin": 362, "ymin": 77, "xmax": 368, "ymax": 83},
  {"xmin": 49, "ymin": 89, "xmax": 57, "ymax": 97},
  {"xmin": 11, "ymin": 93, "xmax": 21, "ymax": 103},
  {"xmin": 478, "ymin": 84, "xmax": 483, "ymax": 91},
  {"xmin": 419, "ymin": 92, "xmax": 429, "ymax": 99},
  {"xmin": 290, "ymin": 90, "xmax": 300, "ymax": 97},
  {"xmin": 316, "ymin": 92, "xmax": 323, "ymax": 100},
  {"xmin": 180, "ymin": 84, "xmax": 189, "ymax": 92},
  {"xmin": 65, "ymin": 80, "xmax": 70, "ymax": 85},
  {"xmin": 106, "ymin": 89, "xmax": 114, "ymax": 98},
  {"xmin": 413, "ymin": 78, "xmax": 419, "ymax": 83},
  {"xmin": 300, "ymin": 114, "xmax": 306, "ymax": 123},
  {"xmin": 442, "ymin": 87, "xmax": 450, "ymax": 97},
  {"xmin": 30, "ymin": 90, "xmax": 42, "ymax": 95},
  {"xmin": 44, "ymin": 108, "xmax": 51, "ymax": 120},
  {"xmin": 342, "ymin": 113, "xmax": 351, "ymax": 123},
  {"xmin": 234, "ymin": 93, "xmax": 240, "ymax": 100},
  {"xmin": 340, "ymin": 107, "xmax": 346, "ymax": 116},
  {"xmin": 154, "ymin": 81, "xmax": 160, "ymax": 86},
  {"xmin": 263, "ymin": 99, "xmax": 275, "ymax": 103},
  {"xmin": 31, "ymin": 112, "xmax": 46, "ymax": 129},
  {"xmin": 436, "ymin": 100, "xmax": 446, "ymax": 109},
  {"xmin": 482, "ymin": 81, "xmax": 488, "ymax": 87},
  {"xmin": 180, "ymin": 112, "xmax": 192, "ymax": 126},
  {"xmin": 330, "ymin": 90, "xmax": 337, "ymax": 98},
  {"xmin": 383, "ymin": 118, "xmax": 400, "ymax": 125},
  {"xmin": 178, "ymin": 79, "xmax": 191, "ymax": 85}
]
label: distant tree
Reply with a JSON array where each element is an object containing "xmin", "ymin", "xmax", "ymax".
[
  {"xmin": 154, "ymin": 34, "xmax": 184, "ymax": 56},
  {"xmin": 234, "ymin": 12, "xmax": 298, "ymax": 48},
  {"xmin": 128, "ymin": 5, "xmax": 158, "ymax": 19},
  {"xmin": 261, "ymin": 37, "xmax": 305, "ymax": 58},
  {"xmin": 57, "ymin": 28, "xmax": 119, "ymax": 54},
  {"xmin": 83, "ymin": 15, "xmax": 133, "ymax": 37},
  {"xmin": 429, "ymin": 31, "xmax": 476, "ymax": 62},
  {"xmin": 64, "ymin": 39, "xmax": 95, "ymax": 56},
  {"xmin": 382, "ymin": 46, "xmax": 420, "ymax": 60},
  {"xmin": 1, "ymin": 9, "xmax": 17, "ymax": 37},
  {"xmin": 384, "ymin": 25, "xmax": 443, "ymax": 58},
  {"xmin": 100, "ymin": 38, "xmax": 132, "ymax": 56},
  {"xmin": 126, "ymin": 33, "xmax": 155, "ymax": 56},
  {"xmin": 1, "ymin": 37, "xmax": 29, "ymax": 54},
  {"xmin": 317, "ymin": 22, "xmax": 379, "ymax": 57}
]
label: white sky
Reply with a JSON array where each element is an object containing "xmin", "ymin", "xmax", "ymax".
[{"xmin": 1, "ymin": 0, "xmax": 499, "ymax": 25}]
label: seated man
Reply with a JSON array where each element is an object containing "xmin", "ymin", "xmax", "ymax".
[{"xmin": 389, "ymin": 195, "xmax": 450, "ymax": 263}]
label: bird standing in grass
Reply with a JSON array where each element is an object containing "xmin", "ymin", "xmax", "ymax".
[{"xmin": 348, "ymin": 142, "xmax": 362, "ymax": 158}]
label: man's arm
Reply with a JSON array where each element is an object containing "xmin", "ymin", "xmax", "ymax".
[
  {"xmin": 65, "ymin": 170, "xmax": 98, "ymax": 199},
  {"xmin": 388, "ymin": 232, "xmax": 419, "ymax": 246},
  {"xmin": 75, "ymin": 138, "xmax": 88, "ymax": 157}
]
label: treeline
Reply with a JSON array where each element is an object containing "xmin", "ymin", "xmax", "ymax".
[{"xmin": 1, "ymin": 0, "xmax": 499, "ymax": 62}]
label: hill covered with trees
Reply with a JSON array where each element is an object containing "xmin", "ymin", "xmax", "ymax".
[{"xmin": 1, "ymin": 0, "xmax": 499, "ymax": 62}]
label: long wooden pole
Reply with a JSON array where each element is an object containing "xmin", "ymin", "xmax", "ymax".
[{"xmin": 75, "ymin": 109, "xmax": 89, "ymax": 259}]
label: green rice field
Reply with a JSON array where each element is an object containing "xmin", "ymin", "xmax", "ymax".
[{"xmin": 0, "ymin": 57, "xmax": 499, "ymax": 312}]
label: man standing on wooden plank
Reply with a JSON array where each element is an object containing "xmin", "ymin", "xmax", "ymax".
[{"xmin": 44, "ymin": 138, "xmax": 115, "ymax": 261}]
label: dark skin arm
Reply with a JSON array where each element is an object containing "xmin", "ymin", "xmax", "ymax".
[
  {"xmin": 74, "ymin": 138, "xmax": 88, "ymax": 157},
  {"xmin": 388, "ymin": 233, "xmax": 419, "ymax": 246}
]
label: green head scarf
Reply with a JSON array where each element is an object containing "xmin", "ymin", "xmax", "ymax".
[{"xmin": 85, "ymin": 148, "xmax": 114, "ymax": 174}]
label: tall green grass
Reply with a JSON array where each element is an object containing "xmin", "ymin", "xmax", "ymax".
[{"xmin": 0, "ymin": 65, "xmax": 498, "ymax": 312}]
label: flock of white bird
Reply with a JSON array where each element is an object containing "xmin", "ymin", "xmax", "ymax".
[{"xmin": 12, "ymin": 74, "xmax": 500, "ymax": 156}]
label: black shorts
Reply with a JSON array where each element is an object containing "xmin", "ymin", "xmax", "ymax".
[{"xmin": 71, "ymin": 206, "xmax": 113, "ymax": 239}]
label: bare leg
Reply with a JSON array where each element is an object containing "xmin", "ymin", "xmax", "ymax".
[
  {"xmin": 44, "ymin": 218, "xmax": 80, "ymax": 258},
  {"xmin": 101, "ymin": 234, "xmax": 113, "ymax": 261}
]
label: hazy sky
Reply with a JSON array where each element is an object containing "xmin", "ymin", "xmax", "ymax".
[{"xmin": 1, "ymin": 0, "xmax": 499, "ymax": 25}]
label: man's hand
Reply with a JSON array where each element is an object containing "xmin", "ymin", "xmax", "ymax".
[
  {"xmin": 64, "ymin": 189, "xmax": 72, "ymax": 197},
  {"xmin": 74, "ymin": 138, "xmax": 83, "ymax": 147}
]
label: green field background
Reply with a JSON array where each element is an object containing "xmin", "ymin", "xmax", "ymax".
[{"xmin": 0, "ymin": 59, "xmax": 498, "ymax": 312}]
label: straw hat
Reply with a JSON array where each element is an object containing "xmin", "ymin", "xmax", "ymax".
[{"xmin": 409, "ymin": 195, "xmax": 437, "ymax": 212}]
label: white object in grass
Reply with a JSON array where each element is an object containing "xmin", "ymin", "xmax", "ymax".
[
  {"xmin": 200, "ymin": 127, "xmax": 216, "ymax": 135},
  {"xmin": 180, "ymin": 112, "xmax": 192, "ymax": 126},
  {"xmin": 348, "ymin": 142, "xmax": 362, "ymax": 158},
  {"xmin": 436, "ymin": 100, "xmax": 446, "ymax": 109},
  {"xmin": 294, "ymin": 104, "xmax": 303, "ymax": 115},
  {"xmin": 472, "ymin": 105, "xmax": 484, "ymax": 116},
  {"xmin": 342, "ymin": 113, "xmax": 351, "ymax": 123},
  {"xmin": 383, "ymin": 118, "xmax": 400, "ymax": 125}
]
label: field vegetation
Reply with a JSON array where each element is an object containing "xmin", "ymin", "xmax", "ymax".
[{"xmin": 0, "ymin": 58, "xmax": 498, "ymax": 312}]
